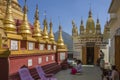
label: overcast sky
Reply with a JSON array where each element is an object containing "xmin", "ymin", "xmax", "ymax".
[{"xmin": 18, "ymin": 0, "xmax": 111, "ymax": 35}]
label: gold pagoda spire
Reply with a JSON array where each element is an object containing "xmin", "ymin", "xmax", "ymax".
[
  {"xmin": 86, "ymin": 9, "xmax": 95, "ymax": 34},
  {"xmin": 49, "ymin": 19, "xmax": 55, "ymax": 41},
  {"xmin": 33, "ymin": 4, "xmax": 42, "ymax": 40},
  {"xmin": 72, "ymin": 20, "xmax": 75, "ymax": 27},
  {"xmin": 104, "ymin": 20, "xmax": 110, "ymax": 34},
  {"xmin": 19, "ymin": 0, "xmax": 31, "ymax": 36},
  {"xmin": 80, "ymin": 19, "xmax": 84, "ymax": 26},
  {"xmin": 89, "ymin": 9, "xmax": 92, "ymax": 17},
  {"xmin": 80, "ymin": 19, "xmax": 84, "ymax": 34},
  {"xmin": 96, "ymin": 18, "xmax": 101, "ymax": 34},
  {"xmin": 72, "ymin": 20, "xmax": 76, "ymax": 32},
  {"xmin": 43, "ymin": 17, "xmax": 49, "ymax": 40},
  {"xmin": 43, "ymin": 11, "xmax": 48, "ymax": 31},
  {"xmin": 57, "ymin": 25, "xmax": 64, "ymax": 46},
  {"xmin": 4, "ymin": 0, "xmax": 16, "ymax": 34},
  {"xmin": 96, "ymin": 18, "xmax": 100, "ymax": 27}
]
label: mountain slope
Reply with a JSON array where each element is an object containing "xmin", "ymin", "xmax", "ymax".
[{"xmin": 54, "ymin": 31, "xmax": 73, "ymax": 52}]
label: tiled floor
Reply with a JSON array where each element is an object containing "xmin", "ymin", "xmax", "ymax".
[{"xmin": 55, "ymin": 65, "xmax": 102, "ymax": 80}]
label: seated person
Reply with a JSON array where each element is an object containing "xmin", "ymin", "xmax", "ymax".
[
  {"xmin": 75, "ymin": 60, "xmax": 82, "ymax": 73},
  {"xmin": 71, "ymin": 60, "xmax": 82, "ymax": 75}
]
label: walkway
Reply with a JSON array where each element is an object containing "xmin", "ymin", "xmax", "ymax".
[{"xmin": 55, "ymin": 65, "xmax": 102, "ymax": 80}]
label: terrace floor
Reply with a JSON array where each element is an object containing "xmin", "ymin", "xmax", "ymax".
[{"xmin": 55, "ymin": 65, "xmax": 102, "ymax": 80}]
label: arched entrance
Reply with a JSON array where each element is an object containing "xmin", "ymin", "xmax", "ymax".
[
  {"xmin": 86, "ymin": 42, "xmax": 95, "ymax": 65},
  {"xmin": 86, "ymin": 47, "xmax": 94, "ymax": 65},
  {"xmin": 82, "ymin": 42, "xmax": 99, "ymax": 65}
]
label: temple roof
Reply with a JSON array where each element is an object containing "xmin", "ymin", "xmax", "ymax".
[{"xmin": 86, "ymin": 10, "xmax": 95, "ymax": 32}]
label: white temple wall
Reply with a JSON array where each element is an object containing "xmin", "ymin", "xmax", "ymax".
[{"xmin": 101, "ymin": 45, "xmax": 109, "ymax": 64}]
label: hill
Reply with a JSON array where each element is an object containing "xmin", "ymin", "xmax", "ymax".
[{"xmin": 54, "ymin": 31, "xmax": 73, "ymax": 52}]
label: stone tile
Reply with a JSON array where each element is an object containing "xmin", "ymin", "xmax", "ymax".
[{"xmin": 55, "ymin": 66, "xmax": 102, "ymax": 80}]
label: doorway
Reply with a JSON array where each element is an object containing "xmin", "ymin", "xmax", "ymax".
[{"xmin": 86, "ymin": 47, "xmax": 94, "ymax": 65}]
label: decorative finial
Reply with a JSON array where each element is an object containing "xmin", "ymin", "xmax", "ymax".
[
  {"xmin": 43, "ymin": 11, "xmax": 48, "ymax": 40},
  {"xmin": 50, "ymin": 19, "xmax": 52, "ymax": 27},
  {"xmin": 59, "ymin": 25, "xmax": 62, "ymax": 31},
  {"xmin": 81, "ymin": 17, "xmax": 83, "ymax": 24},
  {"xmin": 89, "ymin": 2, "xmax": 92, "ymax": 17},
  {"xmin": 44, "ymin": 10, "xmax": 47, "ymax": 19},
  {"xmin": 58, "ymin": 16, "xmax": 62, "ymax": 31},
  {"xmin": 72, "ymin": 19, "xmax": 75, "ymax": 27},
  {"xmin": 89, "ymin": 9, "xmax": 92, "ymax": 17},
  {"xmin": 35, "ymin": 4, "xmax": 39, "ymax": 20},
  {"xmin": 58, "ymin": 16, "xmax": 61, "ymax": 26},
  {"xmin": 97, "ymin": 18, "xmax": 99, "ymax": 23},
  {"xmin": 49, "ymin": 19, "xmax": 55, "ymax": 41},
  {"xmin": 23, "ymin": 0, "xmax": 28, "ymax": 14}
]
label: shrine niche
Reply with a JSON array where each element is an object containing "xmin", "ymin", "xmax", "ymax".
[
  {"xmin": 39, "ymin": 44, "xmax": 44, "ymax": 50},
  {"xmin": 10, "ymin": 40, "xmax": 18, "ymax": 50},
  {"xmin": 38, "ymin": 57, "xmax": 42, "ymax": 64},
  {"xmin": 28, "ymin": 42, "xmax": 34, "ymax": 50},
  {"xmin": 53, "ymin": 45, "xmax": 56, "ymax": 50},
  {"xmin": 47, "ymin": 45, "xmax": 51, "ymax": 50},
  {"xmin": 28, "ymin": 59, "xmax": 32, "ymax": 67},
  {"xmin": 60, "ymin": 52, "xmax": 65, "ymax": 61}
]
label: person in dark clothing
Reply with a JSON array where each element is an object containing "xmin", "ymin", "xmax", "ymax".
[
  {"xmin": 102, "ymin": 69, "xmax": 109, "ymax": 80},
  {"xmin": 109, "ymin": 65, "xmax": 119, "ymax": 80}
]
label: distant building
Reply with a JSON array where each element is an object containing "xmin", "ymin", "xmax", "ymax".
[{"xmin": 72, "ymin": 10, "xmax": 110, "ymax": 65}]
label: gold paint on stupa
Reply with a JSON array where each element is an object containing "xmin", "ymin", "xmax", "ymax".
[
  {"xmin": 49, "ymin": 20, "xmax": 56, "ymax": 44},
  {"xmin": 72, "ymin": 20, "xmax": 76, "ymax": 33},
  {"xmin": 33, "ymin": 5, "xmax": 45, "ymax": 43},
  {"xmin": 0, "ymin": 0, "xmax": 23, "ymax": 20},
  {"xmin": 80, "ymin": 19, "xmax": 84, "ymax": 34},
  {"xmin": 104, "ymin": 20, "xmax": 109, "ymax": 34},
  {"xmin": 42, "ymin": 18, "xmax": 51, "ymax": 43},
  {"xmin": 4, "ymin": 0, "xmax": 16, "ymax": 34},
  {"xmin": 86, "ymin": 10, "xmax": 95, "ymax": 34},
  {"xmin": 19, "ymin": 0, "xmax": 31, "ymax": 36},
  {"xmin": 96, "ymin": 18, "xmax": 101, "ymax": 35},
  {"xmin": 57, "ymin": 25, "xmax": 67, "ymax": 50}
]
